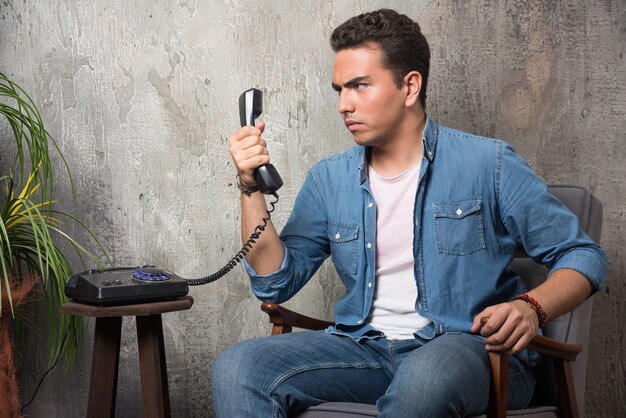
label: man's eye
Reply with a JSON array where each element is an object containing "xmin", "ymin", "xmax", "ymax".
[{"xmin": 355, "ymin": 84, "xmax": 367, "ymax": 91}]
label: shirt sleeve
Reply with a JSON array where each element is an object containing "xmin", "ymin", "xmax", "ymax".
[
  {"xmin": 245, "ymin": 168, "xmax": 331, "ymax": 303},
  {"xmin": 496, "ymin": 142, "xmax": 608, "ymax": 291}
]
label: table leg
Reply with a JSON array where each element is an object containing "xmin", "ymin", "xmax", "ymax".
[
  {"xmin": 136, "ymin": 314, "xmax": 171, "ymax": 418},
  {"xmin": 87, "ymin": 316, "xmax": 122, "ymax": 418}
]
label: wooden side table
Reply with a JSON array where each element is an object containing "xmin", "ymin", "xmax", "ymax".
[{"xmin": 59, "ymin": 296, "xmax": 194, "ymax": 418}]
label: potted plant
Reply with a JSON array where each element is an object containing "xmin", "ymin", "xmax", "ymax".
[{"xmin": 0, "ymin": 71, "xmax": 108, "ymax": 415}]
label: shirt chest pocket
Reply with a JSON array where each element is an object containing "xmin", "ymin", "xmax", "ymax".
[
  {"xmin": 328, "ymin": 221, "xmax": 359, "ymax": 275},
  {"xmin": 433, "ymin": 199, "xmax": 486, "ymax": 255}
]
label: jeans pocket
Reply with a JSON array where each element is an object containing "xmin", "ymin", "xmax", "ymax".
[
  {"xmin": 328, "ymin": 221, "xmax": 359, "ymax": 275},
  {"xmin": 433, "ymin": 199, "xmax": 486, "ymax": 255}
]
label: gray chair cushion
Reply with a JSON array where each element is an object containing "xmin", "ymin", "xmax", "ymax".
[
  {"xmin": 297, "ymin": 402, "xmax": 378, "ymax": 417},
  {"xmin": 297, "ymin": 402, "xmax": 558, "ymax": 417}
]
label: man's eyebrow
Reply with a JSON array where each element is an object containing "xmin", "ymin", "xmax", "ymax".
[{"xmin": 331, "ymin": 76, "xmax": 370, "ymax": 91}]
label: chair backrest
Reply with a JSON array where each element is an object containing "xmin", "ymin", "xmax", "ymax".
[{"xmin": 509, "ymin": 185, "xmax": 603, "ymax": 415}]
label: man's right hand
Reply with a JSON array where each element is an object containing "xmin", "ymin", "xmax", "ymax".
[
  {"xmin": 227, "ymin": 120, "xmax": 284, "ymax": 274},
  {"xmin": 228, "ymin": 121, "xmax": 270, "ymax": 186}
]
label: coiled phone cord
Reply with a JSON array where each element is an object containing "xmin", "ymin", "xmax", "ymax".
[{"xmin": 185, "ymin": 192, "xmax": 279, "ymax": 286}]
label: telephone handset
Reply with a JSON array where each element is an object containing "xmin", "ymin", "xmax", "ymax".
[{"xmin": 239, "ymin": 88, "xmax": 283, "ymax": 194}]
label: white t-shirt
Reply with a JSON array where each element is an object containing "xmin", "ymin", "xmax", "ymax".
[{"xmin": 366, "ymin": 163, "xmax": 432, "ymax": 339}]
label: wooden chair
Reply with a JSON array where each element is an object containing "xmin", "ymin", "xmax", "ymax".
[{"xmin": 260, "ymin": 185, "xmax": 602, "ymax": 418}]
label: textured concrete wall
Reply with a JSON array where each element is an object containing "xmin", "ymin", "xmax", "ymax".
[{"xmin": 1, "ymin": 1, "xmax": 623, "ymax": 417}]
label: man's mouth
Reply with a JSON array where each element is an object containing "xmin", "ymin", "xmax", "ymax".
[{"xmin": 344, "ymin": 119, "xmax": 362, "ymax": 132}]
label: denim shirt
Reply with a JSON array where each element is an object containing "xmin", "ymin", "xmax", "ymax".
[{"xmin": 244, "ymin": 116, "xmax": 608, "ymax": 345}]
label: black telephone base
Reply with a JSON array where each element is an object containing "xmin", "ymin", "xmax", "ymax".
[{"xmin": 65, "ymin": 267, "xmax": 189, "ymax": 306}]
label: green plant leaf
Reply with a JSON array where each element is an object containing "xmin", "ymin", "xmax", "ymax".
[{"xmin": 1, "ymin": 73, "xmax": 110, "ymax": 370}]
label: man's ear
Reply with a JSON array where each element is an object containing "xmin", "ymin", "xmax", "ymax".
[{"xmin": 404, "ymin": 71, "xmax": 422, "ymax": 108}]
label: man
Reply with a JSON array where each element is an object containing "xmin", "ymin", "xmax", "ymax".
[{"xmin": 212, "ymin": 9, "xmax": 607, "ymax": 417}]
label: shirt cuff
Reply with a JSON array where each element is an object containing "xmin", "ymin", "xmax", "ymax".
[
  {"xmin": 549, "ymin": 246, "xmax": 609, "ymax": 291},
  {"xmin": 243, "ymin": 243, "xmax": 292, "ymax": 294}
]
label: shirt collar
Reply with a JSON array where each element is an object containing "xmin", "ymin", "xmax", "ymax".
[{"xmin": 358, "ymin": 115, "xmax": 438, "ymax": 184}]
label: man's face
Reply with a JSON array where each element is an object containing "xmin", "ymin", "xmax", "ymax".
[{"xmin": 332, "ymin": 45, "xmax": 407, "ymax": 148}]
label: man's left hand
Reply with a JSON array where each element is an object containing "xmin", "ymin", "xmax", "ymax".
[{"xmin": 471, "ymin": 300, "xmax": 539, "ymax": 354}]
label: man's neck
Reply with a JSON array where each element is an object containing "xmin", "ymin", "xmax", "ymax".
[{"xmin": 369, "ymin": 111, "xmax": 426, "ymax": 177}]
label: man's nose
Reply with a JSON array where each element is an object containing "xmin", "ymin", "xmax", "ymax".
[{"xmin": 337, "ymin": 90, "xmax": 354, "ymax": 114}]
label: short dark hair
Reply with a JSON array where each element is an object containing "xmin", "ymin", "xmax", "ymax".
[{"xmin": 330, "ymin": 9, "xmax": 430, "ymax": 109}]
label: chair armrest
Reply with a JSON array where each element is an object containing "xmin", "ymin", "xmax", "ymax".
[
  {"xmin": 527, "ymin": 335, "xmax": 582, "ymax": 361},
  {"xmin": 485, "ymin": 338, "xmax": 582, "ymax": 418},
  {"xmin": 260, "ymin": 303, "xmax": 335, "ymax": 334},
  {"xmin": 480, "ymin": 317, "xmax": 582, "ymax": 418}
]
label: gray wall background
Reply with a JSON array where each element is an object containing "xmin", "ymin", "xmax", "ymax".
[{"xmin": 1, "ymin": 0, "xmax": 624, "ymax": 417}]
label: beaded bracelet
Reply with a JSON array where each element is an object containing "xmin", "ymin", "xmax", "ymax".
[{"xmin": 515, "ymin": 293, "xmax": 547, "ymax": 328}]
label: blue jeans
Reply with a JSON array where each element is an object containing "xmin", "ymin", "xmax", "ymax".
[{"xmin": 212, "ymin": 331, "xmax": 535, "ymax": 417}]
